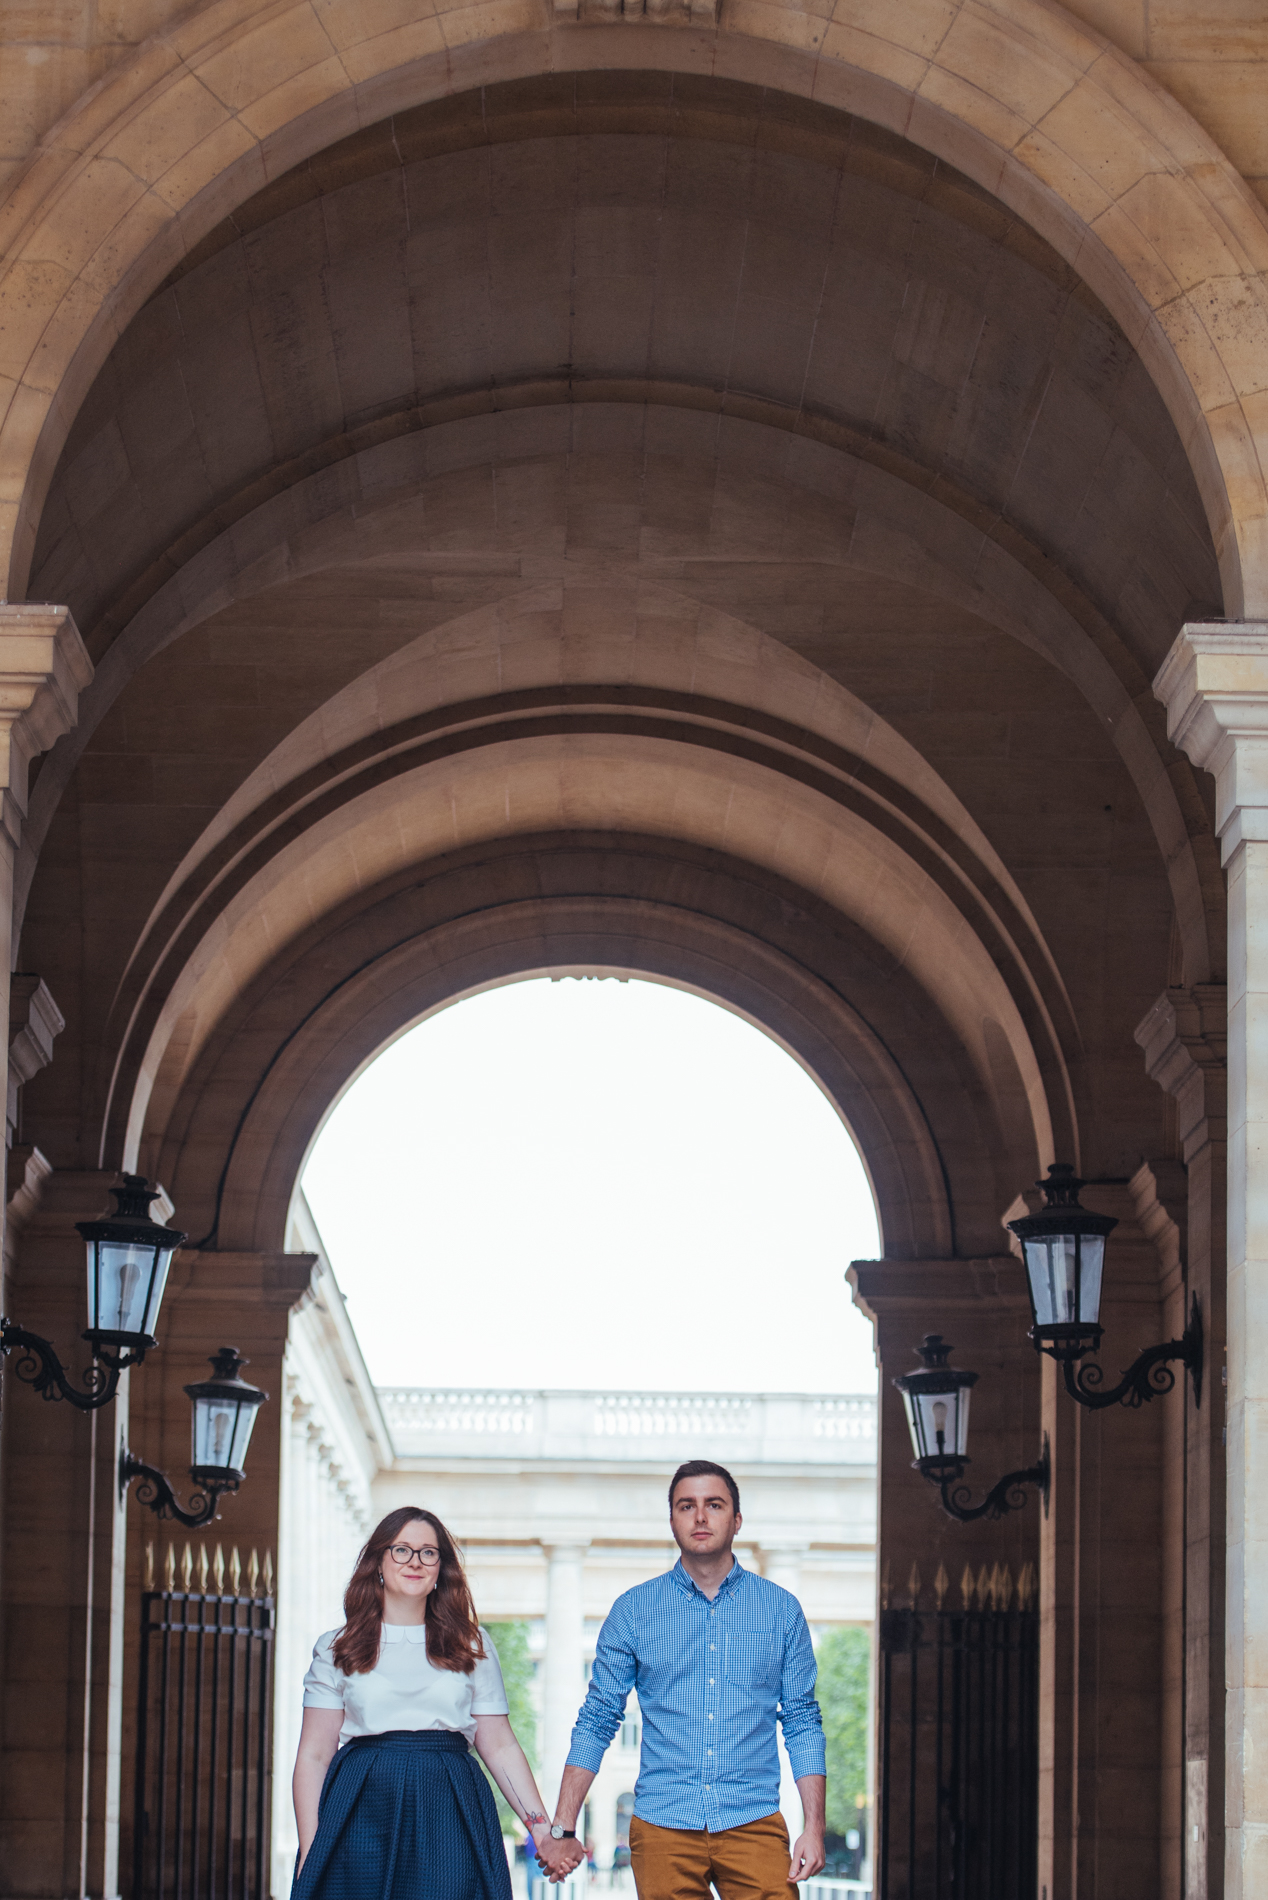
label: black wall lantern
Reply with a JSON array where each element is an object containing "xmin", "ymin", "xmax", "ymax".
[
  {"xmin": 894, "ymin": 1335, "xmax": 1049, "ymax": 1522},
  {"xmin": 120, "ymin": 1348, "xmax": 267, "ymax": 1528},
  {"xmin": 1008, "ymin": 1164, "xmax": 1203, "ymax": 1409},
  {"xmin": 0, "ymin": 1175, "xmax": 186, "ymax": 1410}
]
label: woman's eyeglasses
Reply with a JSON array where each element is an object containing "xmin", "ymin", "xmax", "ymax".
[{"xmin": 386, "ymin": 1542, "xmax": 441, "ymax": 1567}]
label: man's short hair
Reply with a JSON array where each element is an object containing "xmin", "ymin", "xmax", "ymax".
[{"xmin": 669, "ymin": 1460, "xmax": 740, "ymax": 1516}]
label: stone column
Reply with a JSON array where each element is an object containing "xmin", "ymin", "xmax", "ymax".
[
  {"xmin": 0, "ymin": 606, "xmax": 90, "ymax": 1272},
  {"xmin": 1032, "ymin": 1181, "xmax": 1174, "ymax": 1900},
  {"xmin": 850, "ymin": 1257, "xmax": 1041, "ymax": 1621},
  {"xmin": 541, "ymin": 1542, "xmax": 589, "ymax": 1808},
  {"xmin": 761, "ymin": 1545, "xmax": 806, "ymax": 1598},
  {"xmin": 1136, "ymin": 987, "xmax": 1227, "ymax": 1900},
  {"xmin": 850, "ymin": 1258, "xmax": 1040, "ymax": 1900},
  {"xmin": 0, "ymin": 1170, "xmax": 131, "ymax": 1900},
  {"xmin": 118, "ymin": 1248, "xmax": 316, "ymax": 1891},
  {"xmin": 1155, "ymin": 624, "xmax": 1268, "ymax": 1900}
]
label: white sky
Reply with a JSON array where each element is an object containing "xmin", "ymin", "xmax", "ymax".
[{"xmin": 301, "ymin": 977, "xmax": 880, "ymax": 1393}]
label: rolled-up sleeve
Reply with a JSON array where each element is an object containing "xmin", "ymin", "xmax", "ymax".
[
  {"xmin": 778, "ymin": 1602, "xmax": 826, "ymax": 1780},
  {"xmin": 566, "ymin": 1596, "xmax": 636, "ymax": 1772}
]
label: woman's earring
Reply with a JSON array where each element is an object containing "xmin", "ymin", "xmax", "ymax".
[{"xmin": 377, "ymin": 1571, "xmax": 384, "ymax": 1585}]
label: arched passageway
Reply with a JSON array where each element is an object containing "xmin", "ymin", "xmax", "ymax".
[{"xmin": 0, "ymin": 19, "xmax": 1251, "ymax": 1900}]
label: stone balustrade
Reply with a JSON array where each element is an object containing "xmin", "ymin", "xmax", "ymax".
[{"xmin": 378, "ymin": 1387, "xmax": 877, "ymax": 1465}]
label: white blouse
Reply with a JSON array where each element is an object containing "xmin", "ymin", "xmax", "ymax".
[{"xmin": 302, "ymin": 1623, "xmax": 509, "ymax": 1745}]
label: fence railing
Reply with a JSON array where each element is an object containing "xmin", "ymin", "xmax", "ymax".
[
  {"xmin": 133, "ymin": 1541, "xmax": 274, "ymax": 1900},
  {"xmin": 380, "ymin": 1387, "xmax": 877, "ymax": 1463},
  {"xmin": 876, "ymin": 1560, "xmax": 1038, "ymax": 1900}
]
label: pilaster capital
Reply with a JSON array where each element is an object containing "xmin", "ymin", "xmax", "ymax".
[
  {"xmin": 1154, "ymin": 622, "xmax": 1268, "ymax": 860},
  {"xmin": 0, "ymin": 605, "xmax": 92, "ymax": 846}
]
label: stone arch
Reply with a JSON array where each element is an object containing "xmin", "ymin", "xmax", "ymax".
[
  {"xmin": 22, "ymin": 407, "xmax": 1220, "ymax": 987},
  {"xmin": 171, "ymin": 882, "xmax": 956, "ymax": 1261},
  {"xmin": 2, "ymin": 6, "xmax": 1267, "ymax": 616},
  {"xmin": 93, "ymin": 598, "xmax": 1087, "ymax": 1262}
]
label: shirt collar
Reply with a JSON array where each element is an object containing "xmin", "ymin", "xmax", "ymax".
[
  {"xmin": 380, "ymin": 1622, "xmax": 429, "ymax": 1644},
  {"xmin": 671, "ymin": 1556, "xmax": 744, "ymax": 1602}
]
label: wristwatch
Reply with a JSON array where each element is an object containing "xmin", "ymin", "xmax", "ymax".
[{"xmin": 549, "ymin": 1825, "xmax": 576, "ymax": 1840}]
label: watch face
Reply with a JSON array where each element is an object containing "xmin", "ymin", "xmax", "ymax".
[{"xmin": 551, "ymin": 1826, "xmax": 564, "ymax": 1839}]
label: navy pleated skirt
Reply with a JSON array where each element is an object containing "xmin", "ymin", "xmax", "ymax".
[{"xmin": 291, "ymin": 1729, "xmax": 513, "ymax": 1900}]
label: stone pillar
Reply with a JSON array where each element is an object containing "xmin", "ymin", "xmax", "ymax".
[
  {"xmin": 541, "ymin": 1542, "xmax": 589, "ymax": 1808},
  {"xmin": 0, "ymin": 1170, "xmax": 130, "ymax": 1900},
  {"xmin": 760, "ymin": 1545, "xmax": 805, "ymax": 1597},
  {"xmin": 850, "ymin": 1258, "xmax": 1040, "ymax": 1900},
  {"xmin": 1155, "ymin": 624, "xmax": 1268, "ymax": 1900},
  {"xmin": 0, "ymin": 606, "xmax": 90, "ymax": 1270},
  {"xmin": 117, "ymin": 1248, "xmax": 316, "ymax": 1892},
  {"xmin": 1030, "ymin": 1182, "xmax": 1174, "ymax": 1900},
  {"xmin": 1136, "ymin": 987, "xmax": 1227, "ymax": 1900},
  {"xmin": 850, "ymin": 1257, "xmax": 1041, "ymax": 1622}
]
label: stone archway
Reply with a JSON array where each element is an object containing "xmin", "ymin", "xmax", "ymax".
[
  {"xmin": 1, "ymin": 3, "xmax": 1267, "ymax": 616},
  {"xmin": 92, "ymin": 593, "xmax": 1081, "ymax": 1262}
]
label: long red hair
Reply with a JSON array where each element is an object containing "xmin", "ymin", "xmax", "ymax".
[{"xmin": 331, "ymin": 1507, "xmax": 486, "ymax": 1676}]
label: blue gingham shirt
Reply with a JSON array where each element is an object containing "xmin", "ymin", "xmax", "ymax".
[{"xmin": 566, "ymin": 1559, "xmax": 825, "ymax": 1832}]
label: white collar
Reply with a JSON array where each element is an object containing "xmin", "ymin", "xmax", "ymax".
[{"xmin": 380, "ymin": 1622, "xmax": 430, "ymax": 1645}]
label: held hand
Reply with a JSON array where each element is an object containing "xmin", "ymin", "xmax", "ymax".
[
  {"xmin": 534, "ymin": 1834, "xmax": 584, "ymax": 1883},
  {"xmin": 788, "ymin": 1830, "xmax": 826, "ymax": 1883}
]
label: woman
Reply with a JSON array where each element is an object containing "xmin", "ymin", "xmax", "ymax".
[{"xmin": 292, "ymin": 1506, "xmax": 582, "ymax": 1898}]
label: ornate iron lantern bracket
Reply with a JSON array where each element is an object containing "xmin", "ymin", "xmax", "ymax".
[
  {"xmin": 1061, "ymin": 1295, "xmax": 1203, "ymax": 1410},
  {"xmin": 0, "ymin": 1174, "xmax": 185, "ymax": 1412},
  {"xmin": 119, "ymin": 1347, "xmax": 267, "ymax": 1529},
  {"xmin": 894, "ymin": 1336, "xmax": 1050, "ymax": 1525},
  {"xmin": 924, "ymin": 1436, "xmax": 1050, "ymax": 1523},
  {"xmin": 118, "ymin": 1447, "xmax": 238, "ymax": 1528},
  {"xmin": 0, "ymin": 1319, "xmax": 145, "ymax": 1409},
  {"xmin": 1007, "ymin": 1165, "xmax": 1204, "ymax": 1412}
]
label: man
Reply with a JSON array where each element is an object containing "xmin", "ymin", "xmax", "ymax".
[{"xmin": 550, "ymin": 1459, "xmax": 826, "ymax": 1898}]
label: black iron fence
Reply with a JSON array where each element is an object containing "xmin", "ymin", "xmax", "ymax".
[
  {"xmin": 134, "ymin": 1542, "xmax": 275, "ymax": 1900},
  {"xmin": 877, "ymin": 1560, "xmax": 1039, "ymax": 1900}
]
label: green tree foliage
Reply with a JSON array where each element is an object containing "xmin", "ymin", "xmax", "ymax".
[
  {"xmin": 482, "ymin": 1622, "xmax": 538, "ymax": 1837},
  {"xmin": 815, "ymin": 1625, "xmax": 870, "ymax": 1835}
]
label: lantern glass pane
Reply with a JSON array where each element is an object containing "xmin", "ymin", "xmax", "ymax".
[
  {"xmin": 228, "ymin": 1398, "xmax": 260, "ymax": 1470},
  {"xmin": 193, "ymin": 1395, "xmax": 242, "ymax": 1472},
  {"xmin": 1077, "ymin": 1235, "xmax": 1105, "ymax": 1327},
  {"xmin": 1023, "ymin": 1233, "xmax": 1105, "ymax": 1328},
  {"xmin": 1023, "ymin": 1234, "xmax": 1076, "ymax": 1327},
  {"xmin": 88, "ymin": 1239, "xmax": 173, "ymax": 1338},
  {"xmin": 902, "ymin": 1385, "xmax": 970, "ymax": 1460},
  {"xmin": 900, "ymin": 1389, "xmax": 924, "ymax": 1460}
]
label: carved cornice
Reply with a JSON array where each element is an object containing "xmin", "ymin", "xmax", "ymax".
[
  {"xmin": 0, "ymin": 606, "xmax": 91, "ymax": 847},
  {"xmin": 1134, "ymin": 984, "xmax": 1227, "ymax": 1161},
  {"xmin": 7, "ymin": 973, "xmax": 63, "ymax": 1143},
  {"xmin": 1155, "ymin": 624, "xmax": 1268, "ymax": 861}
]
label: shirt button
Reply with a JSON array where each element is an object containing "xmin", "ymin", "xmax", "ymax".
[
  {"xmin": 708, "ymin": 1713, "xmax": 714, "ymax": 1721},
  {"xmin": 709, "ymin": 1678, "xmax": 714, "ymax": 1685}
]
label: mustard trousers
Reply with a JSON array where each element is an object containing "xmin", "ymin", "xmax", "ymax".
[{"xmin": 629, "ymin": 1812, "xmax": 800, "ymax": 1900}]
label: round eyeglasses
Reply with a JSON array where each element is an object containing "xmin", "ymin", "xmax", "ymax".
[{"xmin": 386, "ymin": 1542, "xmax": 441, "ymax": 1567}]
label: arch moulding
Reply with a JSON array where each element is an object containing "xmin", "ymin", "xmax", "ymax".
[
  {"xmin": 110, "ymin": 608, "xmax": 1080, "ymax": 1264},
  {"xmin": 1, "ymin": 3, "xmax": 1267, "ymax": 613},
  {"xmin": 179, "ymin": 888, "xmax": 957, "ymax": 1261}
]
